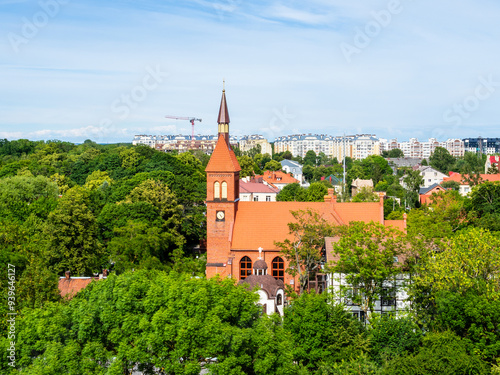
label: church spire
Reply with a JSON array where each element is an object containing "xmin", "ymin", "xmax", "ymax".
[{"xmin": 217, "ymin": 83, "xmax": 230, "ymax": 144}]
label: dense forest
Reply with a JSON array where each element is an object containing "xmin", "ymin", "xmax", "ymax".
[{"xmin": 1, "ymin": 139, "xmax": 499, "ymax": 374}]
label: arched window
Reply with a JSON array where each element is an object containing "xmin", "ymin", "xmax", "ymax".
[
  {"xmin": 240, "ymin": 256, "xmax": 252, "ymax": 280},
  {"xmin": 221, "ymin": 181, "xmax": 228, "ymax": 200},
  {"xmin": 272, "ymin": 257, "xmax": 284, "ymax": 281},
  {"xmin": 214, "ymin": 181, "xmax": 220, "ymax": 200},
  {"xmin": 276, "ymin": 293, "xmax": 283, "ymax": 306}
]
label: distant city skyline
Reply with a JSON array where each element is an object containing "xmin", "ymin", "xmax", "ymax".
[{"xmin": 2, "ymin": 1, "xmax": 500, "ymax": 143}]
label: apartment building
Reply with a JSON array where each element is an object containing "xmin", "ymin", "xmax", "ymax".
[
  {"xmin": 239, "ymin": 135, "xmax": 273, "ymax": 155},
  {"xmin": 380, "ymin": 138, "xmax": 464, "ymax": 158}
]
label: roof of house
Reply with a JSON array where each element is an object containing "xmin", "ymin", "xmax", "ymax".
[
  {"xmin": 418, "ymin": 166, "xmax": 447, "ymax": 176},
  {"xmin": 230, "ymin": 199, "xmax": 385, "ymax": 250},
  {"xmin": 280, "ymin": 159, "xmax": 303, "ymax": 169},
  {"xmin": 255, "ymin": 171, "xmax": 299, "ymax": 185},
  {"xmin": 240, "ymin": 181, "xmax": 279, "ymax": 194},
  {"xmin": 351, "ymin": 178, "xmax": 373, "ymax": 188},
  {"xmin": 205, "ymin": 134, "xmax": 241, "ymax": 172},
  {"xmin": 419, "ymin": 183, "xmax": 444, "ymax": 195},
  {"xmin": 325, "ymin": 233, "xmax": 408, "ymax": 265},
  {"xmin": 322, "ymin": 174, "xmax": 342, "ymax": 185},
  {"xmin": 442, "ymin": 173, "xmax": 500, "ymax": 185},
  {"xmin": 386, "ymin": 158, "xmax": 422, "ymax": 168},
  {"xmin": 58, "ymin": 277, "xmax": 96, "ymax": 298}
]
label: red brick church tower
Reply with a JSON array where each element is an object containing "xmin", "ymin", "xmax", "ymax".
[{"xmin": 205, "ymin": 87, "xmax": 241, "ymax": 278}]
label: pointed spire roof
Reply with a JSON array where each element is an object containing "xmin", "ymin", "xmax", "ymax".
[
  {"xmin": 205, "ymin": 134, "xmax": 241, "ymax": 172},
  {"xmin": 217, "ymin": 88, "xmax": 230, "ymax": 124}
]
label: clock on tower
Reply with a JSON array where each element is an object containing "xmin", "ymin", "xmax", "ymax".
[{"xmin": 216, "ymin": 210, "xmax": 225, "ymax": 221}]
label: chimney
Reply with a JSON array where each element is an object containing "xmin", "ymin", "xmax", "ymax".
[
  {"xmin": 65, "ymin": 271, "xmax": 70, "ymax": 280},
  {"xmin": 378, "ymin": 192, "xmax": 385, "ymax": 206}
]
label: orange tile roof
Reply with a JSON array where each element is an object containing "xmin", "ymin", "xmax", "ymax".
[
  {"xmin": 384, "ymin": 220, "xmax": 407, "ymax": 232},
  {"xmin": 442, "ymin": 173, "xmax": 500, "ymax": 185},
  {"xmin": 255, "ymin": 171, "xmax": 299, "ymax": 185},
  {"xmin": 58, "ymin": 277, "xmax": 96, "ymax": 298},
  {"xmin": 231, "ymin": 201, "xmax": 385, "ymax": 250},
  {"xmin": 205, "ymin": 134, "xmax": 241, "ymax": 173}
]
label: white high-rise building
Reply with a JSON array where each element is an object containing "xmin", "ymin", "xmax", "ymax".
[{"xmin": 379, "ymin": 138, "xmax": 464, "ymax": 158}]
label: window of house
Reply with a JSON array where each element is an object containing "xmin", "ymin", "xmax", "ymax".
[
  {"xmin": 272, "ymin": 257, "xmax": 284, "ymax": 281},
  {"xmin": 221, "ymin": 181, "xmax": 228, "ymax": 200},
  {"xmin": 381, "ymin": 288, "xmax": 396, "ymax": 306},
  {"xmin": 253, "ymin": 196, "xmax": 259, "ymax": 201},
  {"xmin": 266, "ymin": 196, "xmax": 271, "ymax": 202},
  {"xmin": 214, "ymin": 181, "xmax": 220, "ymax": 200},
  {"xmin": 276, "ymin": 293, "xmax": 282, "ymax": 305},
  {"xmin": 240, "ymin": 256, "xmax": 252, "ymax": 280},
  {"xmin": 345, "ymin": 288, "xmax": 359, "ymax": 306}
]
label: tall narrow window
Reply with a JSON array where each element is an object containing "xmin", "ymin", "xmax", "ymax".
[
  {"xmin": 240, "ymin": 256, "xmax": 252, "ymax": 280},
  {"xmin": 271, "ymin": 256, "xmax": 284, "ymax": 281},
  {"xmin": 221, "ymin": 181, "xmax": 228, "ymax": 200},
  {"xmin": 214, "ymin": 181, "xmax": 220, "ymax": 200}
]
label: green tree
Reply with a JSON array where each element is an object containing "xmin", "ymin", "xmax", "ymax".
[
  {"xmin": 328, "ymin": 222, "xmax": 407, "ymax": 320},
  {"xmin": 119, "ymin": 147, "xmax": 140, "ymax": 169},
  {"xmin": 431, "ymin": 290, "xmax": 500, "ymax": 363},
  {"xmin": 317, "ymin": 152, "xmax": 330, "ymax": 166},
  {"xmin": 369, "ymin": 314, "xmax": 422, "ymax": 365},
  {"xmin": 305, "ymin": 182, "xmax": 328, "ymax": 202},
  {"xmin": 468, "ymin": 181, "xmax": 500, "ymax": 230},
  {"xmin": 387, "ymin": 149, "xmax": 404, "ymax": 158},
  {"xmin": 352, "ymin": 187, "xmax": 379, "ymax": 202},
  {"xmin": 413, "ymin": 227, "xmax": 500, "ymax": 299},
  {"xmin": 107, "ymin": 220, "xmax": 184, "ymax": 273},
  {"xmin": 303, "ymin": 150, "xmax": 317, "ymax": 166},
  {"xmin": 275, "ymin": 209, "xmax": 334, "ymax": 294},
  {"xmin": 276, "ymin": 183, "xmax": 305, "ymax": 202},
  {"xmin": 237, "ymin": 155, "xmax": 259, "ymax": 178},
  {"xmin": 403, "ymin": 169, "xmax": 424, "ymax": 208},
  {"xmin": 441, "ymin": 180, "xmax": 460, "ymax": 191},
  {"xmin": 430, "ymin": 147, "xmax": 455, "ymax": 174},
  {"xmin": 283, "ymin": 291, "xmax": 368, "ymax": 372},
  {"xmin": 2, "ymin": 270, "xmax": 302, "ymax": 375},
  {"xmin": 383, "ymin": 331, "xmax": 489, "ymax": 375},
  {"xmin": 0, "ymin": 174, "xmax": 59, "ymax": 221},
  {"xmin": 302, "ymin": 164, "xmax": 314, "ymax": 181},
  {"xmin": 263, "ymin": 159, "xmax": 282, "ymax": 171},
  {"xmin": 45, "ymin": 186, "xmax": 104, "ymax": 276}
]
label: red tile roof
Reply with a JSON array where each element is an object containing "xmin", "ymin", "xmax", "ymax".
[
  {"xmin": 240, "ymin": 181, "xmax": 279, "ymax": 194},
  {"xmin": 231, "ymin": 200, "xmax": 385, "ymax": 250},
  {"xmin": 442, "ymin": 173, "xmax": 500, "ymax": 185},
  {"xmin": 255, "ymin": 171, "xmax": 299, "ymax": 185},
  {"xmin": 58, "ymin": 277, "xmax": 96, "ymax": 298},
  {"xmin": 205, "ymin": 134, "xmax": 241, "ymax": 173}
]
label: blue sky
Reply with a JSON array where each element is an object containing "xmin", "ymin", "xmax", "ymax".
[{"xmin": 1, "ymin": 0, "xmax": 500, "ymax": 143}]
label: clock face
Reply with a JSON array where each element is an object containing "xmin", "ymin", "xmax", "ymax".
[{"xmin": 216, "ymin": 210, "xmax": 225, "ymax": 221}]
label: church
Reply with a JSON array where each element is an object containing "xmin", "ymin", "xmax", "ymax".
[{"xmin": 205, "ymin": 87, "xmax": 406, "ymax": 304}]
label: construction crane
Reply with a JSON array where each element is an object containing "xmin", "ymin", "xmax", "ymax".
[{"xmin": 164, "ymin": 115, "xmax": 202, "ymax": 140}]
